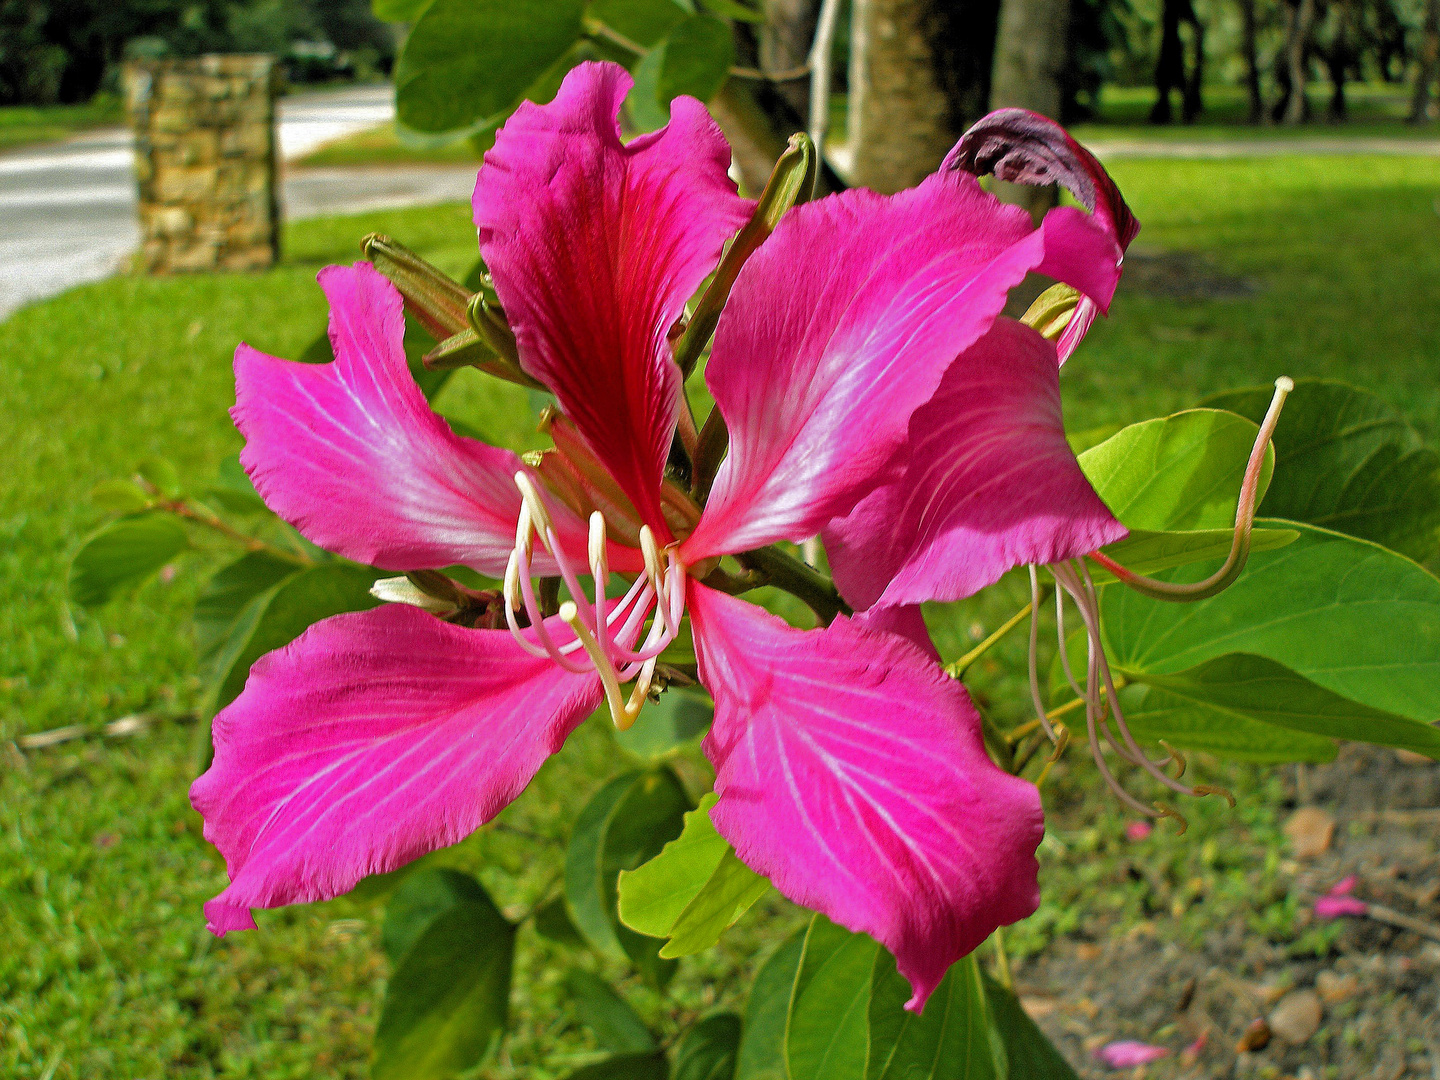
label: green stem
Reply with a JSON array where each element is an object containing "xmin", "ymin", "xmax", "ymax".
[
  {"xmin": 169, "ymin": 502, "xmax": 313, "ymax": 567},
  {"xmin": 944, "ymin": 594, "xmax": 1047, "ymax": 679},
  {"xmin": 736, "ymin": 545, "xmax": 849, "ymax": 623},
  {"xmin": 992, "ymin": 926, "xmax": 1014, "ymax": 991}
]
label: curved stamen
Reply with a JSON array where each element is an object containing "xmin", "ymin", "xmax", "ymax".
[
  {"xmin": 1026, "ymin": 566, "xmax": 1059, "ymax": 742},
  {"xmin": 589, "ymin": 512, "xmax": 611, "ymax": 664},
  {"xmin": 1054, "ymin": 581, "xmax": 1087, "ymax": 705},
  {"xmin": 559, "ymin": 601, "xmax": 637, "ymax": 729},
  {"xmin": 1088, "ymin": 377, "xmax": 1294, "ymax": 601}
]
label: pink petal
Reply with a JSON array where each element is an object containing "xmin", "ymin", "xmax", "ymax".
[
  {"xmin": 823, "ymin": 318, "xmax": 1126, "ymax": 610},
  {"xmin": 1315, "ymin": 895, "xmax": 1369, "ymax": 919},
  {"xmin": 1125, "ymin": 821, "xmax": 1154, "ymax": 842},
  {"xmin": 945, "ymin": 108, "xmax": 1139, "ymax": 363},
  {"xmin": 234, "ymin": 262, "xmax": 575, "ymax": 576},
  {"xmin": 474, "ymin": 61, "xmax": 751, "ymax": 534},
  {"xmin": 684, "ymin": 170, "xmax": 1120, "ymax": 562},
  {"xmin": 1094, "ymin": 1041, "xmax": 1170, "ymax": 1068},
  {"xmin": 687, "ymin": 582, "xmax": 1044, "ymax": 1012},
  {"xmin": 851, "ymin": 604, "xmax": 941, "ymax": 663},
  {"xmin": 1327, "ymin": 874, "xmax": 1358, "ymax": 896},
  {"xmin": 190, "ymin": 604, "xmax": 602, "ymax": 933}
]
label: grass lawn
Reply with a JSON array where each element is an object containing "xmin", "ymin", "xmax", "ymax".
[
  {"xmin": 2, "ymin": 153, "xmax": 1438, "ymax": 1077},
  {"xmin": 292, "ymin": 121, "xmax": 482, "ymax": 168},
  {"xmin": 1071, "ymin": 81, "xmax": 1440, "ymax": 143},
  {"xmin": 0, "ymin": 96, "xmax": 125, "ymax": 153}
]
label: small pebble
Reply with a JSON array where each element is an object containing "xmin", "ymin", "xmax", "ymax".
[
  {"xmin": 1237, "ymin": 1017, "xmax": 1272, "ymax": 1052},
  {"xmin": 1283, "ymin": 807, "xmax": 1336, "ymax": 858},
  {"xmin": 1316, "ymin": 970, "xmax": 1359, "ymax": 1004},
  {"xmin": 1268, "ymin": 989, "xmax": 1323, "ymax": 1045}
]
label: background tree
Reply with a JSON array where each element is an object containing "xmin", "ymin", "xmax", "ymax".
[
  {"xmin": 1150, "ymin": 0, "xmax": 1204, "ymax": 122},
  {"xmin": 1412, "ymin": 0, "xmax": 1439, "ymax": 120}
]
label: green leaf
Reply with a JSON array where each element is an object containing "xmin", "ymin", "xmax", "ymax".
[
  {"xmin": 137, "ymin": 457, "xmax": 183, "ymax": 499},
  {"xmin": 785, "ymin": 916, "xmax": 878, "ymax": 1080},
  {"xmin": 980, "ymin": 969, "xmax": 1079, "ymax": 1080},
  {"xmin": 68, "ymin": 513, "xmax": 189, "ymax": 608},
  {"xmin": 373, "ymin": 870, "xmax": 516, "ymax": 1080},
  {"xmin": 567, "ymin": 970, "xmax": 657, "ymax": 1053},
  {"xmin": 735, "ymin": 931, "xmax": 805, "ymax": 1080},
  {"xmin": 659, "ymin": 848, "xmax": 768, "ymax": 957},
  {"xmin": 619, "ymin": 793, "xmax": 728, "ymax": 937},
  {"xmin": 204, "ymin": 455, "xmax": 268, "ymax": 515},
  {"xmin": 866, "ymin": 952, "xmax": 1002, "ymax": 1080},
  {"xmin": 89, "ymin": 479, "xmax": 152, "ymax": 514},
  {"xmin": 1078, "ymin": 409, "xmax": 1273, "ymax": 531},
  {"xmin": 1125, "ymin": 653, "xmax": 1440, "ymax": 762},
  {"xmin": 618, "ymin": 792, "xmax": 768, "ymax": 957},
  {"xmin": 395, "ymin": 0, "xmax": 584, "ymax": 133},
  {"xmin": 656, "ymin": 14, "xmax": 734, "ymax": 104},
  {"xmin": 1089, "ymin": 527, "xmax": 1297, "ymax": 584},
  {"xmin": 193, "ymin": 551, "xmax": 296, "ymax": 657},
  {"xmin": 373, "ymin": 0, "xmax": 434, "ymax": 20},
  {"xmin": 1201, "ymin": 379, "xmax": 1440, "ymax": 562},
  {"xmin": 589, "ymin": 0, "xmax": 692, "ymax": 46},
  {"xmin": 697, "ymin": 0, "xmax": 762, "ymax": 22},
  {"xmin": 675, "ymin": 1013, "xmax": 741, "ymax": 1080},
  {"xmin": 534, "ymin": 894, "xmax": 587, "ymax": 947},
  {"xmin": 211, "ymin": 563, "xmax": 381, "ymax": 712},
  {"xmin": 615, "ymin": 688, "xmax": 712, "ymax": 758},
  {"xmin": 562, "ymin": 1053, "xmax": 670, "ymax": 1080},
  {"xmin": 381, "ymin": 867, "xmax": 490, "ymax": 964},
  {"xmin": 1101, "ymin": 521, "xmax": 1440, "ymax": 724},
  {"xmin": 565, "ymin": 769, "xmax": 692, "ymax": 985},
  {"xmin": 626, "ymin": 39, "xmax": 672, "ymax": 132}
]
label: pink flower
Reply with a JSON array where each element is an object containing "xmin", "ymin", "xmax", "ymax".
[
  {"xmin": 1094, "ymin": 1040, "xmax": 1171, "ymax": 1068},
  {"xmin": 190, "ymin": 62, "xmax": 1131, "ymax": 1011},
  {"xmin": 1315, "ymin": 875, "xmax": 1369, "ymax": 918},
  {"xmin": 1126, "ymin": 821, "xmax": 1154, "ymax": 842}
]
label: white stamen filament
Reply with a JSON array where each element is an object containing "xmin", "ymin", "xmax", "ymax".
[{"xmin": 506, "ymin": 476, "xmax": 685, "ymax": 729}]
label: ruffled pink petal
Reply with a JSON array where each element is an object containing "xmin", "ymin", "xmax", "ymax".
[
  {"xmin": 191, "ymin": 604, "xmax": 602, "ymax": 933},
  {"xmin": 234, "ymin": 262, "xmax": 580, "ymax": 576},
  {"xmin": 688, "ymin": 582, "xmax": 1043, "ymax": 1012},
  {"xmin": 944, "ymin": 108, "xmax": 1140, "ymax": 363},
  {"xmin": 851, "ymin": 604, "xmax": 940, "ymax": 663},
  {"xmin": 683, "ymin": 170, "xmax": 1120, "ymax": 562},
  {"xmin": 824, "ymin": 318, "xmax": 1126, "ymax": 610},
  {"xmin": 1095, "ymin": 1041, "xmax": 1170, "ymax": 1068},
  {"xmin": 475, "ymin": 61, "xmax": 751, "ymax": 534}
]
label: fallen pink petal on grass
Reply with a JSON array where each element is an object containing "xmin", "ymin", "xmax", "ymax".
[{"xmin": 1094, "ymin": 1040, "xmax": 1170, "ymax": 1068}]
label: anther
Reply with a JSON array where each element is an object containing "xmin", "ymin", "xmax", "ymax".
[
  {"xmin": 503, "ymin": 550, "xmax": 524, "ymax": 612},
  {"xmin": 514, "ymin": 471, "xmax": 554, "ymax": 537},
  {"xmin": 588, "ymin": 511, "xmax": 609, "ymax": 582}
]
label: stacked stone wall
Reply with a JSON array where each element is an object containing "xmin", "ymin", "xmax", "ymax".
[{"xmin": 124, "ymin": 55, "xmax": 280, "ymax": 273}]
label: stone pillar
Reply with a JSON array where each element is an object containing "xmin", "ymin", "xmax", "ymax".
[{"xmin": 125, "ymin": 55, "xmax": 281, "ymax": 274}]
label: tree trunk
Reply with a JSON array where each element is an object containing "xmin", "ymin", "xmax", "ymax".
[
  {"xmin": 1283, "ymin": 0, "xmax": 1317, "ymax": 124},
  {"xmin": 847, "ymin": 0, "xmax": 961, "ymax": 192},
  {"xmin": 761, "ymin": 0, "xmax": 819, "ymax": 124},
  {"xmin": 1324, "ymin": 0, "xmax": 1355, "ymax": 121},
  {"xmin": 1239, "ymin": 0, "xmax": 1264, "ymax": 122},
  {"xmin": 989, "ymin": 0, "xmax": 1071, "ymax": 217},
  {"xmin": 1183, "ymin": 14, "xmax": 1205, "ymax": 121},
  {"xmin": 1412, "ymin": 0, "xmax": 1440, "ymax": 122}
]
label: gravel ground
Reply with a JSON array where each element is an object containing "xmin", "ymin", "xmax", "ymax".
[{"xmin": 1018, "ymin": 746, "xmax": 1440, "ymax": 1079}]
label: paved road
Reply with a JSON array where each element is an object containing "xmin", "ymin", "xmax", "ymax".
[{"xmin": 0, "ymin": 86, "xmax": 477, "ymax": 321}]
